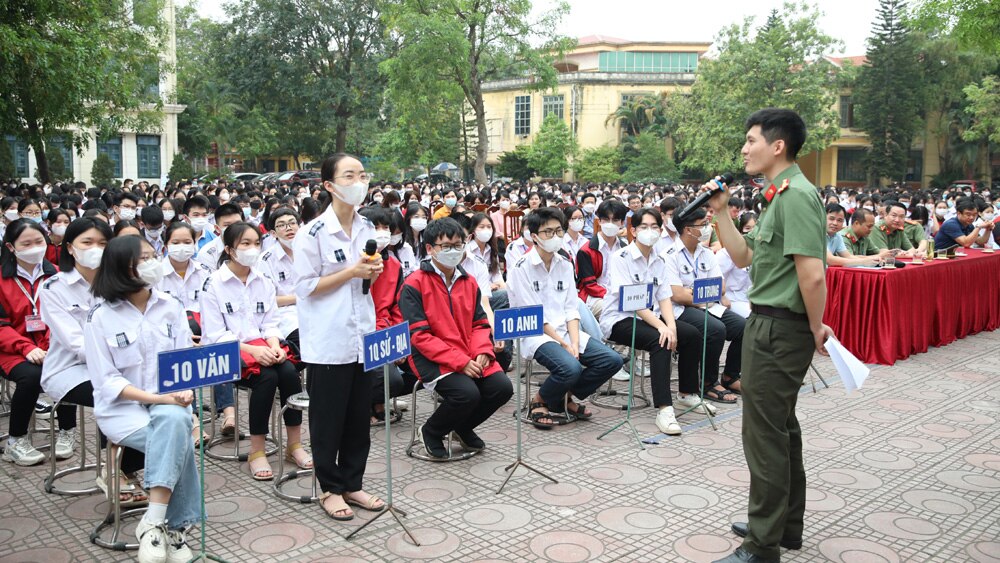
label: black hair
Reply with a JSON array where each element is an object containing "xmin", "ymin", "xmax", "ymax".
[
  {"xmin": 825, "ymin": 203, "xmax": 847, "ymax": 216},
  {"xmin": 467, "ymin": 212, "xmax": 500, "ymax": 276},
  {"xmin": 114, "ymin": 191, "xmax": 140, "ymax": 206},
  {"xmin": 113, "ymin": 219, "xmax": 141, "ymax": 237},
  {"xmin": 852, "ymin": 208, "xmax": 874, "ymax": 224},
  {"xmin": 1, "ymin": 219, "xmax": 50, "ymax": 277},
  {"xmin": 183, "ymin": 195, "xmax": 210, "ymax": 215},
  {"xmin": 214, "ymin": 202, "xmax": 243, "ymax": 223},
  {"xmin": 673, "ymin": 207, "xmax": 707, "ymax": 233},
  {"xmin": 47, "ymin": 208, "xmax": 72, "ymax": 229},
  {"xmin": 739, "ymin": 212, "xmax": 758, "ymax": 232},
  {"xmin": 908, "ymin": 204, "xmax": 929, "ymax": 226},
  {"xmin": 883, "ymin": 200, "xmax": 906, "ymax": 216},
  {"xmin": 60, "ymin": 217, "xmax": 113, "ymax": 272},
  {"xmin": 629, "ymin": 208, "xmax": 662, "ymax": 229},
  {"xmin": 563, "ymin": 204, "xmax": 583, "ymax": 221},
  {"xmin": 218, "ymin": 221, "xmax": 260, "ymax": 268},
  {"xmin": 17, "ymin": 198, "xmax": 41, "ymax": 213},
  {"xmin": 358, "ymin": 206, "xmax": 393, "ymax": 228},
  {"xmin": 319, "ymin": 153, "xmax": 359, "ymax": 214},
  {"xmin": 421, "ymin": 217, "xmax": 465, "ymax": 250},
  {"xmin": 164, "ymin": 221, "xmax": 197, "ymax": 245},
  {"xmin": 745, "ymin": 108, "xmax": 807, "ymax": 160},
  {"xmin": 141, "ymin": 204, "xmax": 164, "ymax": 227},
  {"xmin": 955, "ymin": 197, "xmax": 977, "ymax": 214},
  {"xmin": 596, "ymin": 199, "xmax": 628, "ymax": 222},
  {"xmin": 659, "ymin": 197, "xmax": 682, "ymax": 215},
  {"xmin": 523, "ymin": 206, "xmax": 566, "ymax": 235},
  {"xmin": 267, "ymin": 207, "xmax": 301, "ymax": 231},
  {"xmin": 404, "ymin": 203, "xmax": 430, "ymax": 259},
  {"xmin": 91, "ymin": 235, "xmax": 152, "ymax": 301}
]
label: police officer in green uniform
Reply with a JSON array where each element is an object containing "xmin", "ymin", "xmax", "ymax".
[
  {"xmin": 839, "ymin": 208, "xmax": 892, "ymax": 259},
  {"xmin": 869, "ymin": 201, "xmax": 916, "ymax": 257},
  {"xmin": 708, "ymin": 109, "xmax": 834, "ymax": 563}
]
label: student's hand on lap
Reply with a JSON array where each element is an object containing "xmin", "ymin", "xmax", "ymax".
[{"xmin": 462, "ymin": 360, "xmax": 483, "ymax": 378}]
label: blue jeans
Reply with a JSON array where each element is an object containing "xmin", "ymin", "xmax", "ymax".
[
  {"xmin": 576, "ymin": 298, "xmax": 602, "ymax": 340},
  {"xmin": 118, "ymin": 404, "xmax": 203, "ymax": 530},
  {"xmin": 533, "ymin": 339, "xmax": 623, "ymax": 410}
]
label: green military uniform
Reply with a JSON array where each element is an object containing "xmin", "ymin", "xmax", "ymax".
[
  {"xmin": 740, "ymin": 163, "xmax": 826, "ymax": 560},
  {"xmin": 839, "ymin": 227, "xmax": 879, "ymax": 256},
  {"xmin": 869, "ymin": 223, "xmax": 913, "ymax": 251},
  {"xmin": 903, "ymin": 220, "xmax": 926, "ymax": 249}
]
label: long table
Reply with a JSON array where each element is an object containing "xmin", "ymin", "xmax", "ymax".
[{"xmin": 823, "ymin": 248, "xmax": 1000, "ymax": 365}]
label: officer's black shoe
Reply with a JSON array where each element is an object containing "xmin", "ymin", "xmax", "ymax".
[
  {"xmin": 731, "ymin": 522, "xmax": 803, "ymax": 550},
  {"xmin": 452, "ymin": 429, "xmax": 485, "ymax": 452},
  {"xmin": 712, "ymin": 547, "xmax": 780, "ymax": 563},
  {"xmin": 420, "ymin": 425, "xmax": 448, "ymax": 459}
]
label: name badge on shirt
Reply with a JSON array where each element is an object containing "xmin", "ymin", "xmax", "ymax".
[
  {"xmin": 256, "ymin": 302, "xmax": 265, "ymax": 314},
  {"xmin": 115, "ymin": 332, "xmax": 131, "ymax": 347},
  {"xmin": 681, "ymin": 265, "xmax": 692, "ymax": 275},
  {"xmin": 225, "ymin": 303, "xmax": 234, "ymax": 314},
  {"xmin": 653, "ymin": 277, "xmax": 660, "ymax": 286},
  {"xmin": 633, "ymin": 274, "xmax": 640, "ymax": 282},
  {"xmin": 25, "ymin": 314, "xmax": 45, "ymax": 332},
  {"xmin": 556, "ymin": 280, "xmax": 564, "ymax": 291},
  {"xmin": 334, "ymin": 249, "xmax": 346, "ymax": 263},
  {"xmin": 278, "ymin": 271, "xmax": 286, "ymax": 281},
  {"xmin": 533, "ymin": 281, "xmax": 540, "ymax": 292}
]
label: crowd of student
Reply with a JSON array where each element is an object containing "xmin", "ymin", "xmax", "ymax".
[{"xmin": 1, "ymin": 164, "xmax": 997, "ymax": 562}]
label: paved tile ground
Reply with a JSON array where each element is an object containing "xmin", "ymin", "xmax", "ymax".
[{"xmin": 1, "ymin": 330, "xmax": 999, "ymax": 562}]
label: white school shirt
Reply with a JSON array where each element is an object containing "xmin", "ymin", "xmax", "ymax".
[
  {"xmin": 461, "ymin": 253, "xmax": 492, "ymax": 296},
  {"xmin": 504, "ymin": 238, "xmax": 531, "ymax": 269},
  {"xmin": 662, "ymin": 239, "xmax": 723, "ymax": 318},
  {"xmin": 596, "ymin": 235, "xmax": 624, "ymax": 290},
  {"xmin": 392, "ymin": 243, "xmax": 418, "ymax": 278},
  {"xmin": 599, "ymin": 243, "xmax": 673, "ymax": 338},
  {"xmin": 292, "ymin": 205, "xmax": 376, "ymax": 365},
  {"xmin": 39, "ymin": 268, "xmax": 97, "ymax": 401},
  {"xmin": 157, "ymin": 259, "xmax": 213, "ymax": 312},
  {"xmin": 194, "ymin": 236, "xmax": 224, "ymax": 272},
  {"xmin": 200, "ymin": 264, "xmax": 282, "ymax": 345},
  {"xmin": 467, "ymin": 242, "xmax": 503, "ymax": 285},
  {"xmin": 563, "ymin": 232, "xmax": 588, "ymax": 260},
  {"xmin": 256, "ymin": 242, "xmax": 299, "ymax": 338},
  {"xmin": 653, "ymin": 228, "xmax": 679, "ymax": 256},
  {"xmin": 84, "ymin": 290, "xmax": 193, "ymax": 444},
  {"xmin": 508, "ymin": 248, "xmax": 588, "ymax": 359},
  {"xmin": 716, "ymin": 248, "xmax": 751, "ymax": 303}
]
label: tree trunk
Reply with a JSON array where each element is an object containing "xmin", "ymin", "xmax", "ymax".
[
  {"xmin": 471, "ymin": 90, "xmax": 488, "ymax": 185},
  {"xmin": 26, "ymin": 121, "xmax": 48, "ymax": 184},
  {"xmin": 335, "ymin": 121, "xmax": 348, "ymax": 154}
]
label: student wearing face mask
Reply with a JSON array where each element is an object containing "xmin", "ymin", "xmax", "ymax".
[
  {"xmin": 201, "ymin": 222, "xmax": 309, "ymax": 482},
  {"xmin": 256, "ymin": 208, "xmax": 303, "ymax": 355},
  {"xmin": 562, "ymin": 205, "xmax": 588, "ymax": 258},
  {"xmin": 112, "ymin": 192, "xmax": 140, "ymax": 226},
  {"xmin": 386, "ymin": 210, "xmax": 416, "ymax": 277},
  {"xmin": 45, "ymin": 209, "xmax": 73, "ymax": 265},
  {"xmin": 489, "ymin": 190, "xmax": 513, "ymax": 236},
  {"xmin": 433, "ymin": 189, "xmax": 459, "ymax": 220},
  {"xmin": 504, "ymin": 224, "xmax": 534, "ymax": 268},
  {"xmin": 576, "ymin": 199, "xmax": 628, "ymax": 320},
  {"xmin": 1, "ymin": 197, "xmax": 20, "ymax": 239},
  {"xmin": 140, "ymin": 205, "xmax": 166, "ymax": 256},
  {"xmin": 655, "ymin": 197, "xmax": 683, "ymax": 255},
  {"xmin": 404, "ymin": 203, "xmax": 430, "ymax": 265},
  {"xmin": 193, "ymin": 203, "xmax": 244, "ymax": 272},
  {"xmin": 183, "ymin": 195, "xmax": 216, "ymax": 252}
]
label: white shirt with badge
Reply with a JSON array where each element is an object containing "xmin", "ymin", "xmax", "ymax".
[
  {"xmin": 596, "ymin": 235, "xmax": 625, "ymax": 290},
  {"xmin": 83, "ymin": 290, "xmax": 194, "ymax": 443},
  {"xmin": 194, "ymin": 236, "xmax": 224, "ymax": 272},
  {"xmin": 508, "ymin": 248, "xmax": 588, "ymax": 359},
  {"xmin": 662, "ymin": 239, "xmax": 723, "ymax": 319},
  {"xmin": 716, "ymin": 248, "xmax": 751, "ymax": 303},
  {"xmin": 200, "ymin": 264, "xmax": 282, "ymax": 345},
  {"xmin": 292, "ymin": 205, "xmax": 376, "ymax": 365},
  {"xmin": 157, "ymin": 259, "xmax": 213, "ymax": 313},
  {"xmin": 504, "ymin": 238, "xmax": 531, "ymax": 269},
  {"xmin": 460, "ymin": 252, "xmax": 492, "ymax": 296},
  {"xmin": 467, "ymin": 242, "xmax": 503, "ymax": 285},
  {"xmin": 392, "ymin": 242, "xmax": 418, "ymax": 278},
  {"xmin": 562, "ymin": 232, "xmax": 588, "ymax": 261},
  {"xmin": 600, "ymin": 243, "xmax": 673, "ymax": 338},
  {"xmin": 39, "ymin": 268, "xmax": 97, "ymax": 401},
  {"xmin": 257, "ymin": 242, "xmax": 299, "ymax": 338}
]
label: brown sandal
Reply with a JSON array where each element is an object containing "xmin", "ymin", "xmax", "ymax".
[
  {"xmin": 343, "ymin": 490, "xmax": 385, "ymax": 512},
  {"xmin": 319, "ymin": 492, "xmax": 354, "ymax": 521},
  {"xmin": 247, "ymin": 450, "xmax": 273, "ymax": 481}
]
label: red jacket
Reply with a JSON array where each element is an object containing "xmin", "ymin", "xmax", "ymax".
[
  {"xmin": 398, "ymin": 261, "xmax": 498, "ymax": 382},
  {"xmin": 372, "ymin": 253, "xmax": 404, "ymax": 330},
  {"xmin": 0, "ymin": 260, "xmax": 56, "ymax": 374},
  {"xmin": 576, "ymin": 235, "xmax": 623, "ymax": 301},
  {"xmin": 45, "ymin": 244, "xmax": 61, "ymax": 267}
]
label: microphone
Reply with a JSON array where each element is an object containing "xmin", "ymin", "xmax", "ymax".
[
  {"xmin": 679, "ymin": 173, "xmax": 735, "ymax": 218},
  {"xmin": 362, "ymin": 239, "xmax": 377, "ymax": 294}
]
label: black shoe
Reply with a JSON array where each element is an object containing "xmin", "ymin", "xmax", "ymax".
[
  {"xmin": 731, "ymin": 522, "xmax": 802, "ymax": 550},
  {"xmin": 420, "ymin": 425, "xmax": 448, "ymax": 459},
  {"xmin": 712, "ymin": 547, "xmax": 779, "ymax": 563},
  {"xmin": 452, "ymin": 429, "xmax": 485, "ymax": 452},
  {"xmin": 35, "ymin": 400, "xmax": 53, "ymax": 415}
]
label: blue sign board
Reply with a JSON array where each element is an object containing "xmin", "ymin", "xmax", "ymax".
[
  {"xmin": 494, "ymin": 306, "xmax": 544, "ymax": 340},
  {"xmin": 692, "ymin": 276, "xmax": 724, "ymax": 305},
  {"xmin": 363, "ymin": 322, "xmax": 412, "ymax": 371},
  {"xmin": 157, "ymin": 341, "xmax": 241, "ymax": 394},
  {"xmin": 618, "ymin": 283, "xmax": 654, "ymax": 312}
]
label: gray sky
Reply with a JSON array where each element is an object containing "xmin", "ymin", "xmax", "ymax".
[{"xmin": 194, "ymin": 0, "xmax": 877, "ymax": 56}]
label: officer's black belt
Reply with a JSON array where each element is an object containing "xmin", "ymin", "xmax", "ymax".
[{"xmin": 751, "ymin": 304, "xmax": 808, "ymax": 322}]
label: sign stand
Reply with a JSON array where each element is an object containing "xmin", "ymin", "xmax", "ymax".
[
  {"xmin": 808, "ymin": 362, "xmax": 830, "ymax": 393},
  {"xmin": 494, "ymin": 306, "xmax": 558, "ymax": 494},
  {"xmin": 676, "ymin": 277, "xmax": 723, "ymax": 431},
  {"xmin": 157, "ymin": 341, "xmax": 243, "ymax": 563},
  {"xmin": 348, "ymin": 322, "xmax": 418, "ymax": 545},
  {"xmin": 598, "ymin": 283, "xmax": 653, "ymax": 450}
]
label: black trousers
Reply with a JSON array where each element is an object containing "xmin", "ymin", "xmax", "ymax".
[
  {"xmin": 308, "ymin": 363, "xmax": 371, "ymax": 494},
  {"xmin": 608, "ymin": 317, "xmax": 702, "ymax": 408},
  {"xmin": 677, "ymin": 307, "xmax": 746, "ymax": 379},
  {"xmin": 3, "ymin": 361, "xmax": 72, "ymax": 438},
  {"xmin": 236, "ymin": 360, "xmax": 303, "ymax": 436},
  {"xmin": 61, "ymin": 381, "xmax": 144, "ymax": 474},
  {"xmin": 424, "ymin": 372, "xmax": 513, "ymax": 438},
  {"xmin": 368, "ymin": 364, "xmax": 406, "ymax": 406}
]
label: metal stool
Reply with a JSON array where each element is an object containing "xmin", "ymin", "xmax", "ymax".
[
  {"xmin": 90, "ymin": 445, "xmax": 146, "ymax": 551},
  {"xmin": 517, "ymin": 359, "xmax": 577, "ymax": 426},
  {"xmin": 204, "ymin": 385, "xmax": 278, "ymax": 462},
  {"xmin": 273, "ymin": 391, "xmax": 318, "ymax": 503},
  {"xmin": 590, "ymin": 344, "xmax": 651, "ymax": 410},
  {"xmin": 45, "ymin": 400, "xmax": 101, "ymax": 495},
  {"xmin": 405, "ymin": 381, "xmax": 480, "ymax": 462}
]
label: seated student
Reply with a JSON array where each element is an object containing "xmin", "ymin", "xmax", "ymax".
[
  {"xmin": 194, "ymin": 203, "xmax": 244, "ymax": 272},
  {"xmin": 934, "ymin": 197, "xmax": 995, "ymax": 250},
  {"xmin": 562, "ymin": 205, "xmax": 589, "ymax": 258},
  {"xmin": 508, "ymin": 207, "xmax": 622, "ymax": 429},
  {"xmin": 84, "ymin": 236, "xmax": 200, "ymax": 563},
  {"xmin": 256, "ymin": 208, "xmax": 303, "ymax": 353},
  {"xmin": 398, "ymin": 218, "xmax": 513, "ymax": 458},
  {"xmin": 577, "ymin": 199, "xmax": 629, "ymax": 319},
  {"xmin": 903, "ymin": 205, "xmax": 930, "ymax": 255},
  {"xmin": 183, "ymin": 195, "xmax": 217, "ymax": 253},
  {"xmin": 386, "ymin": 209, "xmax": 417, "ymax": 277},
  {"xmin": 45, "ymin": 208, "xmax": 72, "ymax": 265},
  {"xmin": 403, "ymin": 203, "xmax": 429, "ymax": 275},
  {"xmin": 870, "ymin": 201, "xmax": 916, "ymax": 257},
  {"xmin": 654, "ymin": 197, "xmax": 683, "ymax": 256},
  {"xmin": 140, "ymin": 205, "xmax": 166, "ymax": 256},
  {"xmin": 600, "ymin": 209, "xmax": 700, "ymax": 436},
  {"xmin": 200, "ymin": 222, "xmax": 311, "ymax": 481},
  {"xmin": 465, "ymin": 212, "xmax": 509, "ymax": 310},
  {"xmin": 665, "ymin": 208, "xmax": 744, "ymax": 406},
  {"xmin": 824, "ymin": 204, "xmax": 883, "ymax": 267},
  {"xmin": 504, "ymin": 224, "xmax": 533, "ymax": 268}
]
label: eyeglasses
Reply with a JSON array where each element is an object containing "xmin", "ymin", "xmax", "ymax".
[
  {"xmin": 273, "ymin": 221, "xmax": 299, "ymax": 231},
  {"xmin": 690, "ymin": 223, "xmax": 710, "ymax": 229},
  {"xmin": 20, "ymin": 211, "xmax": 41, "ymax": 218},
  {"xmin": 636, "ymin": 225, "xmax": 661, "ymax": 233},
  {"xmin": 333, "ymin": 172, "xmax": 373, "ymax": 183},
  {"xmin": 432, "ymin": 243, "xmax": 464, "ymax": 252},
  {"xmin": 537, "ymin": 228, "xmax": 565, "ymax": 238}
]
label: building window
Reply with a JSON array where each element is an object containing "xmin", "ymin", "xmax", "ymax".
[
  {"xmin": 47, "ymin": 136, "xmax": 74, "ymax": 174},
  {"xmin": 97, "ymin": 136, "xmax": 123, "ymax": 178},
  {"xmin": 514, "ymin": 95, "xmax": 531, "ymax": 136},
  {"xmin": 542, "ymin": 95, "xmax": 564, "ymax": 120},
  {"xmin": 839, "ymin": 95, "xmax": 855, "ymax": 128},
  {"xmin": 598, "ymin": 51, "xmax": 699, "ymax": 73},
  {"xmin": 4, "ymin": 135, "xmax": 29, "ymax": 178},
  {"xmin": 837, "ymin": 148, "xmax": 867, "ymax": 182},
  {"xmin": 137, "ymin": 135, "xmax": 160, "ymax": 178},
  {"xmin": 905, "ymin": 150, "xmax": 923, "ymax": 182}
]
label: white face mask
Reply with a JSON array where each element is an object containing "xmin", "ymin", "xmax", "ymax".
[
  {"xmin": 534, "ymin": 234, "xmax": 563, "ymax": 254},
  {"xmin": 600, "ymin": 222, "xmax": 621, "ymax": 238},
  {"xmin": 390, "ymin": 233, "xmax": 402, "ymax": 246},
  {"xmin": 984, "ymin": 212, "xmax": 995, "ymax": 222},
  {"xmin": 522, "ymin": 229, "xmax": 532, "ymax": 241},
  {"xmin": 499, "ymin": 200, "xmax": 511, "ymax": 211},
  {"xmin": 51, "ymin": 224, "xmax": 68, "ymax": 237},
  {"xmin": 475, "ymin": 228, "xmax": 493, "ymax": 243},
  {"xmin": 190, "ymin": 216, "xmax": 209, "ymax": 232},
  {"xmin": 4, "ymin": 210, "xmax": 20, "ymax": 222},
  {"xmin": 434, "ymin": 248, "xmax": 465, "ymax": 269},
  {"xmin": 568, "ymin": 219, "xmax": 585, "ymax": 233},
  {"xmin": 163, "ymin": 210, "xmax": 176, "ymax": 222},
  {"xmin": 73, "ymin": 246, "xmax": 104, "ymax": 269},
  {"xmin": 242, "ymin": 207, "xmax": 251, "ymax": 218},
  {"xmin": 145, "ymin": 227, "xmax": 163, "ymax": 239},
  {"xmin": 636, "ymin": 229, "xmax": 659, "ymax": 247},
  {"xmin": 410, "ymin": 217, "xmax": 427, "ymax": 232},
  {"xmin": 167, "ymin": 243, "xmax": 196, "ymax": 262},
  {"xmin": 234, "ymin": 247, "xmax": 260, "ymax": 267},
  {"xmin": 118, "ymin": 207, "xmax": 137, "ymax": 221},
  {"xmin": 14, "ymin": 244, "xmax": 46, "ymax": 265},
  {"xmin": 278, "ymin": 236, "xmax": 294, "ymax": 249},
  {"xmin": 137, "ymin": 258, "xmax": 164, "ymax": 286},
  {"xmin": 332, "ymin": 182, "xmax": 368, "ymax": 207},
  {"xmin": 375, "ymin": 230, "xmax": 392, "ymax": 251},
  {"xmin": 665, "ymin": 217, "xmax": 677, "ymax": 233},
  {"xmin": 697, "ymin": 225, "xmax": 712, "ymax": 242},
  {"xmin": 583, "ymin": 204, "xmax": 596, "ymax": 214}
]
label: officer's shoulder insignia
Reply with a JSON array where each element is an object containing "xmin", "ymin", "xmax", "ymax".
[
  {"xmin": 879, "ymin": 224, "xmax": 889, "ymax": 233},
  {"xmin": 86, "ymin": 303, "xmax": 102, "ymax": 322},
  {"xmin": 847, "ymin": 233, "xmax": 857, "ymax": 243},
  {"xmin": 777, "ymin": 178, "xmax": 790, "ymax": 194},
  {"xmin": 308, "ymin": 222, "xmax": 325, "ymax": 237}
]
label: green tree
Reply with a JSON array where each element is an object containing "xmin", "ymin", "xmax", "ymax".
[
  {"xmin": 964, "ymin": 75, "xmax": 1000, "ymax": 145},
  {"xmin": 668, "ymin": 2, "xmax": 841, "ymax": 174},
  {"xmin": 383, "ymin": 0, "xmax": 572, "ymax": 184},
  {"xmin": 167, "ymin": 152, "xmax": 194, "ymax": 182},
  {"xmin": 0, "ymin": 0, "xmax": 166, "ymax": 183},
  {"xmin": 623, "ymin": 132, "xmax": 680, "ymax": 183},
  {"xmin": 91, "ymin": 153, "xmax": 117, "ymax": 188},
  {"xmin": 911, "ymin": 0, "xmax": 1000, "ymax": 53},
  {"xmin": 495, "ymin": 146, "xmax": 535, "ymax": 182},
  {"xmin": 855, "ymin": 0, "xmax": 925, "ymax": 184},
  {"xmin": 35, "ymin": 148, "xmax": 67, "ymax": 182},
  {"xmin": 528, "ymin": 114, "xmax": 577, "ymax": 178},
  {"xmin": 573, "ymin": 145, "xmax": 622, "ymax": 183},
  {"xmin": 0, "ymin": 137, "xmax": 15, "ymax": 181}
]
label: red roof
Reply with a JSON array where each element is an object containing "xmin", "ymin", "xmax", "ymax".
[{"xmin": 826, "ymin": 55, "xmax": 868, "ymax": 67}]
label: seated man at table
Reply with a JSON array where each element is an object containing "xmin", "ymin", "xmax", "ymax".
[
  {"xmin": 841, "ymin": 208, "xmax": 894, "ymax": 260},
  {"xmin": 398, "ymin": 218, "xmax": 514, "ymax": 458},
  {"xmin": 826, "ymin": 204, "xmax": 883, "ymax": 267},
  {"xmin": 934, "ymin": 197, "xmax": 995, "ymax": 250},
  {"xmin": 870, "ymin": 201, "xmax": 915, "ymax": 257}
]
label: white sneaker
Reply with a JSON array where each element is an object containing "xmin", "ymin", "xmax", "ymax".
[
  {"xmin": 655, "ymin": 407, "xmax": 682, "ymax": 435},
  {"xmin": 55, "ymin": 428, "xmax": 77, "ymax": 460},
  {"xmin": 165, "ymin": 529, "xmax": 194, "ymax": 563},
  {"xmin": 611, "ymin": 368, "xmax": 631, "ymax": 381},
  {"xmin": 393, "ymin": 398, "xmax": 410, "ymax": 412},
  {"xmin": 136, "ymin": 519, "xmax": 168, "ymax": 563},
  {"xmin": 2, "ymin": 437, "xmax": 45, "ymax": 466},
  {"xmin": 675, "ymin": 393, "xmax": 717, "ymax": 415}
]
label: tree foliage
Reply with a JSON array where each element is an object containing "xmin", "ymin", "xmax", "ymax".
[
  {"xmin": 167, "ymin": 152, "xmax": 194, "ymax": 182},
  {"xmin": 573, "ymin": 145, "xmax": 621, "ymax": 184},
  {"xmin": 622, "ymin": 132, "xmax": 679, "ymax": 183},
  {"xmin": 910, "ymin": 0, "xmax": 1000, "ymax": 54},
  {"xmin": 91, "ymin": 153, "xmax": 117, "ymax": 188},
  {"xmin": 963, "ymin": 75, "xmax": 1000, "ymax": 145},
  {"xmin": 528, "ymin": 115, "xmax": 576, "ymax": 178},
  {"xmin": 0, "ymin": 137, "xmax": 15, "ymax": 181},
  {"xmin": 668, "ymin": 2, "xmax": 841, "ymax": 174},
  {"xmin": 495, "ymin": 146, "xmax": 535, "ymax": 182},
  {"xmin": 0, "ymin": 0, "xmax": 166, "ymax": 183}
]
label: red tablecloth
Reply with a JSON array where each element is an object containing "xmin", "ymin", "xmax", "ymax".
[{"xmin": 824, "ymin": 249, "xmax": 1000, "ymax": 365}]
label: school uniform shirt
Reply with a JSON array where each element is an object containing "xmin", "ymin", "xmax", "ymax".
[
  {"xmin": 144, "ymin": 229, "xmax": 165, "ymax": 256},
  {"xmin": 653, "ymin": 229, "xmax": 679, "ymax": 257},
  {"xmin": 39, "ymin": 268, "xmax": 98, "ymax": 401},
  {"xmin": 504, "ymin": 238, "xmax": 531, "ymax": 269},
  {"xmin": 599, "ymin": 243, "xmax": 673, "ymax": 338},
  {"xmin": 292, "ymin": 205, "xmax": 376, "ymax": 365},
  {"xmin": 460, "ymin": 253, "xmax": 492, "ymax": 296},
  {"xmin": 195, "ymin": 228, "xmax": 216, "ymax": 252},
  {"xmin": 200, "ymin": 264, "xmax": 282, "ymax": 345},
  {"xmin": 508, "ymin": 248, "xmax": 588, "ymax": 359},
  {"xmin": 391, "ymin": 243, "xmax": 417, "ymax": 278},
  {"xmin": 84, "ymin": 289, "xmax": 193, "ymax": 444},
  {"xmin": 595, "ymin": 235, "xmax": 624, "ymax": 291},
  {"xmin": 562, "ymin": 232, "xmax": 588, "ymax": 261},
  {"xmin": 256, "ymin": 243, "xmax": 299, "ymax": 338},
  {"xmin": 194, "ymin": 236, "xmax": 224, "ymax": 272},
  {"xmin": 717, "ymin": 248, "xmax": 751, "ymax": 303},
  {"xmin": 0, "ymin": 260, "xmax": 55, "ymax": 375},
  {"xmin": 467, "ymin": 242, "xmax": 503, "ymax": 285},
  {"xmin": 663, "ymin": 240, "xmax": 723, "ymax": 319},
  {"xmin": 157, "ymin": 259, "xmax": 213, "ymax": 313}
]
